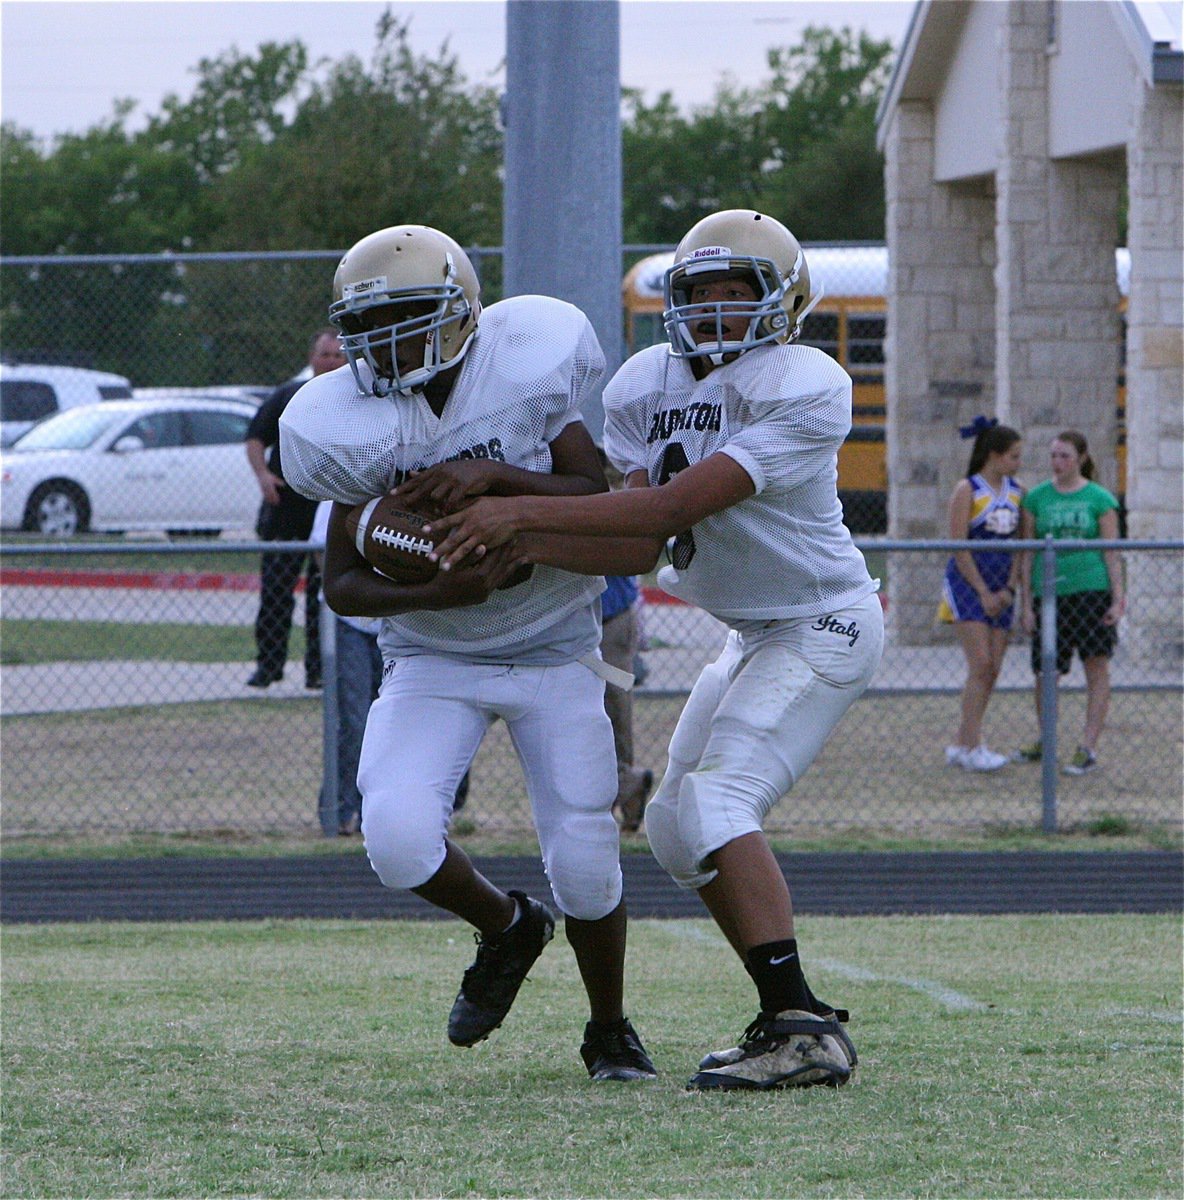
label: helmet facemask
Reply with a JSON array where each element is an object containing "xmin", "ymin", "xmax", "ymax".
[
  {"xmin": 331, "ymin": 267, "xmax": 475, "ymax": 398},
  {"xmin": 662, "ymin": 212, "xmax": 823, "ymax": 364}
]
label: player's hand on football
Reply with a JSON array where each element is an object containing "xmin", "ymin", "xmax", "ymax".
[
  {"xmin": 425, "ymin": 541, "xmax": 526, "ymax": 606},
  {"xmin": 393, "ymin": 461, "xmax": 506, "ymax": 516},
  {"xmin": 426, "ymin": 498, "xmax": 521, "ymax": 571}
]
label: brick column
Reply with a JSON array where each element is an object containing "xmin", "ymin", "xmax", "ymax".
[
  {"xmin": 1124, "ymin": 80, "xmax": 1184, "ymax": 668},
  {"xmin": 996, "ymin": 1, "xmax": 1122, "ymax": 487},
  {"xmin": 884, "ymin": 101, "xmax": 994, "ymax": 644}
]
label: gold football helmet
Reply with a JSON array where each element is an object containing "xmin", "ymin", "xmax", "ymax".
[
  {"xmin": 663, "ymin": 209, "xmax": 820, "ymax": 363},
  {"xmin": 330, "ymin": 225, "xmax": 481, "ymax": 396}
]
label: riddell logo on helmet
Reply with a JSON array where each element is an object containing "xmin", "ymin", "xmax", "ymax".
[
  {"xmin": 343, "ymin": 276, "xmax": 388, "ymax": 299},
  {"xmin": 688, "ymin": 246, "xmax": 732, "ymax": 261}
]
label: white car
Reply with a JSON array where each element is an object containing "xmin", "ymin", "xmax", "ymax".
[
  {"xmin": 1, "ymin": 397, "xmax": 261, "ymax": 537},
  {"xmin": 0, "ymin": 363, "xmax": 134, "ymax": 447}
]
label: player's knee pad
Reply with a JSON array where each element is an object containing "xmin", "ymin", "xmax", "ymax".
[
  {"xmin": 541, "ymin": 810, "xmax": 623, "ymax": 920},
  {"xmin": 360, "ymin": 787, "xmax": 447, "ymax": 891},
  {"xmin": 650, "ymin": 767, "xmax": 780, "ymax": 890},
  {"xmin": 644, "ymin": 776, "xmax": 706, "ymax": 889}
]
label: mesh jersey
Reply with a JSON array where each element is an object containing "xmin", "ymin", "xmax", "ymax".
[
  {"xmin": 278, "ymin": 295, "xmax": 606, "ymax": 659},
  {"xmin": 603, "ymin": 342, "xmax": 877, "ymax": 621}
]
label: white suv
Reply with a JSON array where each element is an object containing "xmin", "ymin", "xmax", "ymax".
[{"xmin": 0, "ymin": 363, "xmax": 133, "ymax": 447}]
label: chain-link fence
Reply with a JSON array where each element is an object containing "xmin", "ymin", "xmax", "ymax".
[
  {"xmin": 2, "ymin": 246, "xmax": 898, "ymax": 535},
  {"xmin": 2, "ymin": 540, "xmax": 1179, "ymax": 842}
]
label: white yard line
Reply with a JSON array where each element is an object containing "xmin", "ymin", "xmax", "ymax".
[
  {"xmin": 1099, "ymin": 1007, "xmax": 1183, "ymax": 1025},
  {"xmin": 656, "ymin": 923, "xmax": 992, "ymax": 1012}
]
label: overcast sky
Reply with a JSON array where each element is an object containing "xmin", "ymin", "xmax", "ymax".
[{"xmin": 1, "ymin": 0, "xmax": 915, "ymax": 141}]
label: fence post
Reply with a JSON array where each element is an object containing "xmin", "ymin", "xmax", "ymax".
[
  {"xmin": 317, "ymin": 605, "xmax": 339, "ymax": 837},
  {"xmin": 1039, "ymin": 536, "xmax": 1060, "ymax": 832}
]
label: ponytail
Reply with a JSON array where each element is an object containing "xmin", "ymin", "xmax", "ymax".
[
  {"xmin": 961, "ymin": 416, "xmax": 1022, "ymax": 477},
  {"xmin": 1055, "ymin": 429, "xmax": 1095, "ymax": 480}
]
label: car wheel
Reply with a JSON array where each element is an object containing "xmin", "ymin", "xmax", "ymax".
[{"xmin": 24, "ymin": 480, "xmax": 91, "ymax": 536}]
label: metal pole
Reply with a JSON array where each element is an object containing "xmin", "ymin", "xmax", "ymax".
[
  {"xmin": 1039, "ymin": 536, "xmax": 1060, "ymax": 832},
  {"xmin": 504, "ymin": 0, "xmax": 622, "ymax": 442}
]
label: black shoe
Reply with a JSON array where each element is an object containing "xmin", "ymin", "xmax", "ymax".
[
  {"xmin": 448, "ymin": 890, "xmax": 555, "ymax": 1047},
  {"xmin": 246, "ymin": 667, "xmax": 282, "ymax": 688},
  {"xmin": 580, "ymin": 1017, "xmax": 657, "ymax": 1082},
  {"xmin": 305, "ymin": 671, "xmax": 322, "ymax": 690}
]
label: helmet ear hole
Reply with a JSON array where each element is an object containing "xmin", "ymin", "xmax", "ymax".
[{"xmin": 791, "ymin": 295, "xmax": 803, "ymax": 313}]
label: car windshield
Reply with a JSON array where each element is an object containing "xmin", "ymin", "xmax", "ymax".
[{"xmin": 9, "ymin": 407, "xmax": 126, "ymax": 451}]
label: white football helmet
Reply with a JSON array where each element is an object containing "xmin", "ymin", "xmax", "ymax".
[
  {"xmin": 330, "ymin": 225, "xmax": 481, "ymax": 397},
  {"xmin": 662, "ymin": 209, "xmax": 821, "ymax": 363}
]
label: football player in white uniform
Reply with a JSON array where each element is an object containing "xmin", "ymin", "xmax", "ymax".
[
  {"xmin": 425, "ymin": 210, "xmax": 885, "ymax": 1091},
  {"xmin": 278, "ymin": 225, "xmax": 656, "ymax": 1083}
]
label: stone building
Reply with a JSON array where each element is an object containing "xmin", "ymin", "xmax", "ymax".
[{"xmin": 875, "ymin": 0, "xmax": 1182, "ymax": 657}]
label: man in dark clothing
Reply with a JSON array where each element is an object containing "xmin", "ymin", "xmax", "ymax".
[{"xmin": 245, "ymin": 328, "xmax": 346, "ymax": 688}]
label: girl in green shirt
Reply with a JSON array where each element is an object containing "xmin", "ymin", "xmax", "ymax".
[{"xmin": 1017, "ymin": 430, "xmax": 1124, "ymax": 774}]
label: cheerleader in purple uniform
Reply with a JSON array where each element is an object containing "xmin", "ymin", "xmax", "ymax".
[{"xmin": 937, "ymin": 418, "xmax": 1024, "ymax": 771}]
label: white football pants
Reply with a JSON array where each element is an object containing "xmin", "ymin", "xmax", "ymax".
[
  {"xmin": 645, "ymin": 592, "xmax": 884, "ymax": 889},
  {"xmin": 358, "ymin": 654, "xmax": 622, "ymax": 920}
]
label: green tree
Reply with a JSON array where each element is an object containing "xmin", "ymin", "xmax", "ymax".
[
  {"xmin": 208, "ymin": 15, "xmax": 503, "ymax": 251},
  {"xmin": 0, "ymin": 110, "xmax": 199, "ymax": 254},
  {"xmin": 146, "ymin": 41, "xmax": 309, "ymax": 184},
  {"xmin": 623, "ymin": 26, "xmax": 893, "ymax": 245}
]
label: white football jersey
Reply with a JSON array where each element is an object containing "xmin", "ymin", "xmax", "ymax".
[
  {"xmin": 279, "ymin": 295, "xmax": 606, "ymax": 659},
  {"xmin": 603, "ymin": 342, "xmax": 877, "ymax": 620}
]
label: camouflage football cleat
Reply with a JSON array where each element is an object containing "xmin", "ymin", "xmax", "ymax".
[
  {"xmin": 698, "ymin": 1001, "xmax": 857, "ymax": 1071},
  {"xmin": 689, "ymin": 1010, "xmax": 851, "ymax": 1091}
]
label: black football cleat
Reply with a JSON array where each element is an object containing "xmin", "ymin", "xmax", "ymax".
[
  {"xmin": 448, "ymin": 891, "xmax": 555, "ymax": 1047},
  {"xmin": 580, "ymin": 1017, "xmax": 657, "ymax": 1082}
]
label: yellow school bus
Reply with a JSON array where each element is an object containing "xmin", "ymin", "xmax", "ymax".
[{"xmin": 622, "ymin": 246, "xmax": 1129, "ymax": 534}]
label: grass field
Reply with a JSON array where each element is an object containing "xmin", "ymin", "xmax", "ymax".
[{"xmin": 2, "ymin": 915, "xmax": 1180, "ymax": 1198}]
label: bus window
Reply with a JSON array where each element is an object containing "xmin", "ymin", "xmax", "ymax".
[
  {"xmin": 848, "ymin": 314, "xmax": 886, "ymax": 367},
  {"xmin": 800, "ymin": 312, "xmax": 839, "ymax": 361}
]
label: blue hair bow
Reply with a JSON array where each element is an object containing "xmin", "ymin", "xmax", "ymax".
[{"xmin": 959, "ymin": 415, "xmax": 998, "ymax": 439}]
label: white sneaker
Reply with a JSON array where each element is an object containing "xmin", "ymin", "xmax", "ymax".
[
  {"xmin": 964, "ymin": 744, "xmax": 1009, "ymax": 771},
  {"xmin": 946, "ymin": 744, "xmax": 1008, "ymax": 771}
]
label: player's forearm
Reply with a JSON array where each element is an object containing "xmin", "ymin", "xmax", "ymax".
[
  {"xmin": 518, "ymin": 532, "xmax": 663, "ymax": 576},
  {"xmin": 508, "ymin": 487, "xmax": 686, "ymax": 540},
  {"xmin": 486, "ymin": 464, "xmax": 606, "ymax": 499},
  {"xmin": 323, "ymin": 565, "xmax": 431, "ymax": 617}
]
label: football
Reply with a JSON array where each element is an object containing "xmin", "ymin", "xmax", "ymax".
[{"xmin": 344, "ymin": 495, "xmax": 438, "ymax": 584}]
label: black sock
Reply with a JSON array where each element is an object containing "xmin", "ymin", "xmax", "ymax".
[{"xmin": 746, "ymin": 939, "xmax": 810, "ymax": 1014}]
